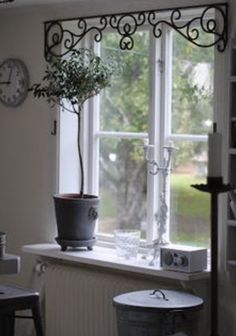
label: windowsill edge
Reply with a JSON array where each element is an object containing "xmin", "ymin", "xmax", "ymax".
[{"xmin": 22, "ymin": 243, "xmax": 210, "ymax": 282}]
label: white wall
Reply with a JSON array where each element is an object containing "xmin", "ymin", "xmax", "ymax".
[
  {"xmin": 0, "ymin": 0, "xmax": 234, "ymax": 335},
  {"xmin": 0, "ymin": 8, "xmax": 58, "ymax": 286}
]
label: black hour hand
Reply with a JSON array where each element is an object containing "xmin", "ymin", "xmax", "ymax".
[
  {"xmin": 0, "ymin": 80, "xmax": 10, "ymax": 85},
  {"xmin": 7, "ymin": 65, "xmax": 13, "ymax": 83}
]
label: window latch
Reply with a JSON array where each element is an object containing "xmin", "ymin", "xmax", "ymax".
[
  {"xmin": 158, "ymin": 59, "xmax": 164, "ymax": 73},
  {"xmin": 51, "ymin": 120, "xmax": 57, "ymax": 136}
]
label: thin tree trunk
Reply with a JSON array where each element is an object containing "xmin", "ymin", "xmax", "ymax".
[{"xmin": 77, "ymin": 111, "xmax": 84, "ymax": 197}]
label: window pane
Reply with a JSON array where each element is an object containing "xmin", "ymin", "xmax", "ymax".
[
  {"xmin": 169, "ymin": 141, "xmax": 210, "ymax": 247},
  {"xmin": 171, "ymin": 30, "xmax": 214, "ymax": 135},
  {"xmin": 99, "ymin": 138, "xmax": 147, "ymax": 238},
  {"xmin": 100, "ymin": 30, "xmax": 150, "ymax": 132}
]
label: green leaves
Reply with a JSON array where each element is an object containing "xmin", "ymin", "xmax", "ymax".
[
  {"xmin": 29, "ymin": 48, "xmax": 119, "ymax": 114},
  {"xmin": 29, "ymin": 48, "xmax": 120, "ymax": 195}
]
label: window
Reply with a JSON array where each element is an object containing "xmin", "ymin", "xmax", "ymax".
[{"xmin": 63, "ymin": 12, "xmax": 214, "ymax": 248}]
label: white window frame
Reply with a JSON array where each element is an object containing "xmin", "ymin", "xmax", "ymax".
[{"xmin": 67, "ymin": 11, "xmax": 213, "ymax": 246}]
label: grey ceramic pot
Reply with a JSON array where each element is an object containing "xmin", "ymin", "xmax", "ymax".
[{"xmin": 53, "ymin": 194, "xmax": 99, "ymax": 251}]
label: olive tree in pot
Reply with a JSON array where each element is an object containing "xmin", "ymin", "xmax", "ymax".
[{"xmin": 30, "ymin": 49, "xmax": 118, "ymax": 251}]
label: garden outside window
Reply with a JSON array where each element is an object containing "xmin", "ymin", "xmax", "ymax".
[{"xmin": 59, "ymin": 11, "xmax": 214, "ymax": 250}]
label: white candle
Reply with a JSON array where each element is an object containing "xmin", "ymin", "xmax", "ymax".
[{"xmin": 207, "ymin": 123, "xmax": 222, "ymax": 178}]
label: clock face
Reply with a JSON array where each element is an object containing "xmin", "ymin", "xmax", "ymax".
[{"xmin": 0, "ymin": 58, "xmax": 29, "ymax": 107}]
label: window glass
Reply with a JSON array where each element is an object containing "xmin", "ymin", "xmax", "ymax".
[
  {"xmin": 168, "ymin": 29, "xmax": 213, "ymax": 248},
  {"xmin": 99, "ymin": 138, "xmax": 147, "ymax": 238},
  {"xmin": 88, "ymin": 19, "xmax": 214, "ymax": 247},
  {"xmin": 100, "ymin": 30, "xmax": 150, "ymax": 132},
  {"xmin": 171, "ymin": 30, "xmax": 214, "ymax": 135},
  {"xmin": 169, "ymin": 141, "xmax": 210, "ymax": 247}
]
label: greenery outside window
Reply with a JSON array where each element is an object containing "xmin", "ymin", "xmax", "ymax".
[{"xmin": 61, "ymin": 12, "xmax": 214, "ymax": 248}]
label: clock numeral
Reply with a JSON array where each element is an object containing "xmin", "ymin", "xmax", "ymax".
[{"xmin": 0, "ymin": 59, "xmax": 29, "ymax": 107}]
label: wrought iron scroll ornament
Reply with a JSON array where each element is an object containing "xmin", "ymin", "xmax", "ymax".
[
  {"xmin": 0, "ymin": 0, "xmax": 14, "ymax": 3},
  {"xmin": 44, "ymin": 3, "xmax": 228, "ymax": 59}
]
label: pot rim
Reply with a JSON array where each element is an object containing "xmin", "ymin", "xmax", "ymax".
[{"xmin": 53, "ymin": 193, "xmax": 100, "ymax": 201}]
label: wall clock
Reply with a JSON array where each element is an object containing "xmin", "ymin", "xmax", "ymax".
[{"xmin": 0, "ymin": 58, "xmax": 29, "ymax": 107}]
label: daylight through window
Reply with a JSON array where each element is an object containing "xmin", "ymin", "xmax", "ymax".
[{"xmin": 63, "ymin": 12, "xmax": 214, "ymax": 248}]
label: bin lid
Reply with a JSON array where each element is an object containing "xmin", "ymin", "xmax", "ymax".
[{"xmin": 113, "ymin": 289, "xmax": 203, "ymax": 312}]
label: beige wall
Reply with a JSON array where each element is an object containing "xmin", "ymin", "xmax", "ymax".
[{"xmin": 0, "ymin": 0, "xmax": 234, "ymax": 335}]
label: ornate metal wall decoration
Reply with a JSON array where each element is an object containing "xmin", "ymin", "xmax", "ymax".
[
  {"xmin": 44, "ymin": 3, "xmax": 228, "ymax": 59},
  {"xmin": 0, "ymin": 0, "xmax": 14, "ymax": 3}
]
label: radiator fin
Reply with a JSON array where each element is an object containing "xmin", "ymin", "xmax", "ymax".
[{"xmin": 45, "ymin": 262, "xmax": 178, "ymax": 336}]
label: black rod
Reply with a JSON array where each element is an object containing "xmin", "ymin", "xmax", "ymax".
[
  {"xmin": 211, "ymin": 193, "xmax": 219, "ymax": 336},
  {"xmin": 44, "ymin": 2, "xmax": 228, "ymax": 24},
  {"xmin": 192, "ymin": 178, "xmax": 235, "ymax": 336}
]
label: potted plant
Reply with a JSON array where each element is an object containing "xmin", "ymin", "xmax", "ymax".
[{"xmin": 30, "ymin": 49, "xmax": 118, "ymax": 251}]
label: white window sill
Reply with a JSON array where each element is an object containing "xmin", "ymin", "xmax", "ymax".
[{"xmin": 22, "ymin": 243, "xmax": 209, "ymax": 282}]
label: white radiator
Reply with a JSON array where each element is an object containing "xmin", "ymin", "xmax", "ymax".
[{"xmin": 44, "ymin": 263, "xmax": 171, "ymax": 336}]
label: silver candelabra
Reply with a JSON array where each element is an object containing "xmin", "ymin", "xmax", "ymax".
[{"xmin": 144, "ymin": 140, "xmax": 177, "ymax": 265}]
